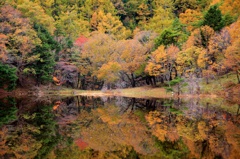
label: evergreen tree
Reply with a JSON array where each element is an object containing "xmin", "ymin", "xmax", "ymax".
[
  {"xmin": 203, "ymin": 5, "xmax": 223, "ymax": 31},
  {"xmin": 155, "ymin": 19, "xmax": 188, "ymax": 48},
  {"xmin": 31, "ymin": 24, "xmax": 60, "ymax": 84},
  {"xmin": 0, "ymin": 63, "xmax": 18, "ymax": 91}
]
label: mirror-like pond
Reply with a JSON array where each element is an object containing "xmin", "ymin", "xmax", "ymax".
[{"xmin": 0, "ymin": 96, "xmax": 240, "ymax": 159}]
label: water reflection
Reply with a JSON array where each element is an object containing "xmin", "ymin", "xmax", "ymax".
[{"xmin": 0, "ymin": 96, "xmax": 239, "ymax": 159}]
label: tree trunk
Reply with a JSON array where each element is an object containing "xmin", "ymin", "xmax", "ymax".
[
  {"xmin": 153, "ymin": 76, "xmax": 156, "ymax": 86},
  {"xmin": 131, "ymin": 73, "xmax": 136, "ymax": 87},
  {"xmin": 160, "ymin": 75, "xmax": 164, "ymax": 83},
  {"xmin": 77, "ymin": 73, "xmax": 81, "ymax": 89}
]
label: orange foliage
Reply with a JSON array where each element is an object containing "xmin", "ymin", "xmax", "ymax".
[
  {"xmin": 75, "ymin": 138, "xmax": 88, "ymax": 150},
  {"xmin": 52, "ymin": 76, "xmax": 61, "ymax": 85},
  {"xmin": 74, "ymin": 35, "xmax": 88, "ymax": 47},
  {"xmin": 53, "ymin": 101, "xmax": 61, "ymax": 110},
  {"xmin": 179, "ymin": 9, "xmax": 203, "ymax": 32},
  {"xmin": 0, "ymin": 34, "xmax": 7, "ymax": 61},
  {"xmin": 219, "ymin": 0, "xmax": 240, "ymax": 17},
  {"xmin": 145, "ymin": 45, "xmax": 167, "ymax": 76},
  {"xmin": 184, "ymin": 25, "xmax": 214, "ymax": 49}
]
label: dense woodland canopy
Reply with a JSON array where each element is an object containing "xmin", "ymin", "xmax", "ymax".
[{"xmin": 0, "ymin": 0, "xmax": 239, "ymax": 90}]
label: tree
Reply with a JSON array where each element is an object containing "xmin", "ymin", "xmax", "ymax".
[
  {"xmin": 145, "ymin": 45, "xmax": 179, "ymax": 83},
  {"xmin": 174, "ymin": 0, "xmax": 198, "ymax": 14},
  {"xmin": 56, "ymin": 9, "xmax": 90, "ymax": 39},
  {"xmin": 74, "ymin": 36, "xmax": 88, "ymax": 47},
  {"xmin": 116, "ymin": 39, "xmax": 148, "ymax": 87},
  {"xmin": 224, "ymin": 41, "xmax": 240, "ymax": 83},
  {"xmin": 151, "ymin": 0, "xmax": 175, "ymax": 11},
  {"xmin": 203, "ymin": 5, "xmax": 224, "ymax": 31},
  {"xmin": 29, "ymin": 24, "xmax": 60, "ymax": 84},
  {"xmin": 133, "ymin": 30, "xmax": 158, "ymax": 54},
  {"xmin": 0, "ymin": 5, "xmax": 41, "ymax": 85},
  {"xmin": 144, "ymin": 6, "xmax": 174, "ymax": 34},
  {"xmin": 207, "ymin": 28, "xmax": 231, "ymax": 74},
  {"xmin": 123, "ymin": 0, "xmax": 142, "ymax": 30},
  {"xmin": 176, "ymin": 46, "xmax": 205, "ymax": 77},
  {"xmin": 154, "ymin": 18, "xmax": 189, "ymax": 47},
  {"xmin": 220, "ymin": 0, "xmax": 240, "ymax": 18},
  {"xmin": 0, "ymin": 63, "xmax": 18, "ymax": 91},
  {"xmin": 155, "ymin": 29, "xmax": 181, "ymax": 47},
  {"xmin": 80, "ymin": 33, "xmax": 116, "ymax": 79},
  {"xmin": 16, "ymin": 0, "xmax": 56, "ymax": 35},
  {"xmin": 184, "ymin": 25, "xmax": 214, "ymax": 49},
  {"xmin": 90, "ymin": 10, "xmax": 131, "ymax": 40},
  {"xmin": 179, "ymin": 9, "xmax": 203, "ymax": 32},
  {"xmin": 80, "ymin": 0, "xmax": 116, "ymax": 21},
  {"xmin": 97, "ymin": 62, "xmax": 121, "ymax": 86},
  {"xmin": 145, "ymin": 45, "xmax": 168, "ymax": 77},
  {"xmin": 0, "ymin": 34, "xmax": 8, "ymax": 61}
]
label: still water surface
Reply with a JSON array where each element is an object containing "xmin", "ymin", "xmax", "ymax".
[{"xmin": 0, "ymin": 96, "xmax": 240, "ymax": 159}]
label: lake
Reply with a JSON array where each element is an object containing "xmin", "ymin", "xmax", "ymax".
[{"xmin": 0, "ymin": 95, "xmax": 239, "ymax": 159}]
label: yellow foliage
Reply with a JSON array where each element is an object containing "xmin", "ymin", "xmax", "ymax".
[
  {"xmin": 145, "ymin": 45, "xmax": 168, "ymax": 76},
  {"xmin": 179, "ymin": 9, "xmax": 203, "ymax": 32},
  {"xmin": 16, "ymin": 0, "xmax": 56, "ymax": 34},
  {"xmin": 90, "ymin": 10, "xmax": 131, "ymax": 40},
  {"xmin": 184, "ymin": 25, "xmax": 214, "ymax": 49},
  {"xmin": 116, "ymin": 39, "xmax": 147, "ymax": 73},
  {"xmin": 144, "ymin": 6, "xmax": 174, "ymax": 34},
  {"xmin": 220, "ymin": 0, "xmax": 240, "ymax": 17},
  {"xmin": 97, "ymin": 62, "xmax": 121, "ymax": 83}
]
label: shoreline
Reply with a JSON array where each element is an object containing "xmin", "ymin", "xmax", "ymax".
[{"xmin": 0, "ymin": 85, "xmax": 234, "ymax": 100}]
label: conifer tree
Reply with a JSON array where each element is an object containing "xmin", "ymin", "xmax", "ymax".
[{"xmin": 203, "ymin": 5, "xmax": 223, "ymax": 31}]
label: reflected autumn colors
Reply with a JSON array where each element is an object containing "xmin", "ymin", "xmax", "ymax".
[{"xmin": 0, "ymin": 96, "xmax": 240, "ymax": 159}]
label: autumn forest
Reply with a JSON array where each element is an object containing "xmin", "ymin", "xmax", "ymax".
[
  {"xmin": 0, "ymin": 0, "xmax": 240, "ymax": 159},
  {"xmin": 0, "ymin": 0, "xmax": 239, "ymax": 92}
]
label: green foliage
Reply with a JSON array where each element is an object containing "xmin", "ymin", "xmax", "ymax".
[
  {"xmin": 168, "ymin": 77, "xmax": 184, "ymax": 86},
  {"xmin": 221, "ymin": 13, "xmax": 235, "ymax": 26},
  {"xmin": 169, "ymin": 107, "xmax": 183, "ymax": 115},
  {"xmin": 0, "ymin": 97, "xmax": 17, "ymax": 127},
  {"xmin": 203, "ymin": 5, "xmax": 224, "ymax": 31},
  {"xmin": 164, "ymin": 87, "xmax": 174, "ymax": 92},
  {"xmin": 0, "ymin": 63, "xmax": 18, "ymax": 91},
  {"xmin": 162, "ymin": 100, "xmax": 174, "ymax": 106},
  {"xmin": 30, "ymin": 24, "xmax": 60, "ymax": 83},
  {"xmin": 31, "ymin": 104, "xmax": 61, "ymax": 159},
  {"xmin": 154, "ymin": 137, "xmax": 189, "ymax": 158},
  {"xmin": 154, "ymin": 18, "xmax": 188, "ymax": 48},
  {"xmin": 155, "ymin": 29, "xmax": 180, "ymax": 47},
  {"xmin": 134, "ymin": 63, "xmax": 146, "ymax": 76},
  {"xmin": 134, "ymin": 109, "xmax": 146, "ymax": 122}
]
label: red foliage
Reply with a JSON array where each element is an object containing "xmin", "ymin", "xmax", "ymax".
[
  {"xmin": 75, "ymin": 138, "xmax": 88, "ymax": 150},
  {"xmin": 74, "ymin": 35, "xmax": 88, "ymax": 47}
]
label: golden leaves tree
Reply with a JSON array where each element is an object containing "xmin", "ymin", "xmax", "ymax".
[
  {"xmin": 116, "ymin": 39, "xmax": 148, "ymax": 87},
  {"xmin": 90, "ymin": 10, "xmax": 131, "ymax": 40},
  {"xmin": 144, "ymin": 6, "xmax": 174, "ymax": 34}
]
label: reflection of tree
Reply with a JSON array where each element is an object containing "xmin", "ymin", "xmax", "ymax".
[
  {"xmin": 78, "ymin": 103, "xmax": 157, "ymax": 154},
  {"xmin": 0, "ymin": 97, "xmax": 17, "ymax": 127},
  {"xmin": 0, "ymin": 98, "xmax": 61, "ymax": 159},
  {"xmin": 144, "ymin": 98, "xmax": 240, "ymax": 159},
  {"xmin": 1, "ymin": 96, "xmax": 240, "ymax": 158}
]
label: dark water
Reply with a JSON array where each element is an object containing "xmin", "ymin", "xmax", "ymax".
[{"xmin": 0, "ymin": 96, "xmax": 240, "ymax": 159}]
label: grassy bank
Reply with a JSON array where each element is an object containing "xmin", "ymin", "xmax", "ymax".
[
  {"xmin": 199, "ymin": 73, "xmax": 238, "ymax": 94},
  {"xmin": 44, "ymin": 86, "xmax": 172, "ymax": 98},
  {"xmin": 45, "ymin": 73, "xmax": 239, "ymax": 99},
  {"xmin": 3, "ymin": 72, "xmax": 234, "ymax": 100}
]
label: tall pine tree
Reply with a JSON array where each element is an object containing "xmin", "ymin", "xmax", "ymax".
[
  {"xmin": 203, "ymin": 5, "xmax": 223, "ymax": 31},
  {"xmin": 31, "ymin": 24, "xmax": 60, "ymax": 85}
]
